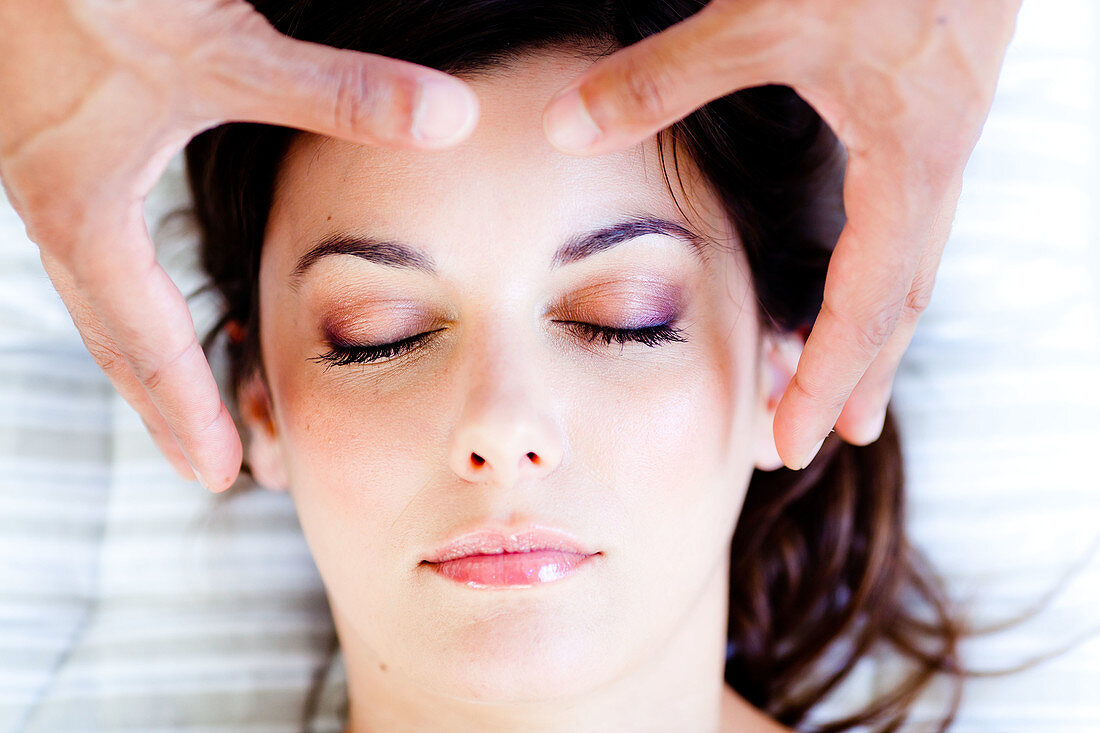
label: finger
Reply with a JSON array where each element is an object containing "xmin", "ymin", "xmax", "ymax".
[
  {"xmin": 830, "ymin": 281, "xmax": 923, "ymax": 447},
  {"xmin": 63, "ymin": 214, "xmax": 243, "ymax": 492},
  {"xmin": 197, "ymin": 11, "xmax": 478, "ymax": 149},
  {"xmin": 772, "ymin": 160, "xmax": 932, "ymax": 470},
  {"xmin": 833, "ymin": 194, "xmax": 956, "ymax": 446},
  {"xmin": 542, "ymin": 0, "xmax": 799, "ymax": 155},
  {"xmin": 39, "ymin": 251, "xmax": 197, "ymax": 482},
  {"xmin": 3, "ymin": 39, "xmax": 238, "ymax": 488},
  {"xmin": 774, "ymin": 255, "xmax": 915, "ymax": 469}
]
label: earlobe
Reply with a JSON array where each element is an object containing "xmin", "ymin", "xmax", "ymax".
[
  {"xmin": 238, "ymin": 371, "xmax": 290, "ymax": 491},
  {"xmin": 753, "ymin": 331, "xmax": 804, "ymax": 472}
]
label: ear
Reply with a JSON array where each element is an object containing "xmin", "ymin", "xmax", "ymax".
[
  {"xmin": 752, "ymin": 329, "xmax": 805, "ymax": 472},
  {"xmin": 238, "ymin": 371, "xmax": 289, "ymax": 491}
]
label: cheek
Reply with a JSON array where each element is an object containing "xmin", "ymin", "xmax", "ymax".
[
  {"xmin": 269, "ymin": 361, "xmax": 455, "ymax": 601},
  {"xmin": 572, "ymin": 369, "xmax": 724, "ymax": 490},
  {"xmin": 568, "ymin": 334, "xmax": 757, "ymax": 559}
]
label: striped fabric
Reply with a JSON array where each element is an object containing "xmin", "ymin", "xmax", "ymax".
[{"xmin": 2, "ymin": 0, "xmax": 1099, "ymax": 730}]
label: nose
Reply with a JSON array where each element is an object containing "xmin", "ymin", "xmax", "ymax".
[{"xmin": 447, "ymin": 363, "xmax": 564, "ymax": 487}]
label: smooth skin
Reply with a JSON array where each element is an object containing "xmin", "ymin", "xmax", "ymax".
[
  {"xmin": 0, "ymin": 0, "xmax": 1021, "ymax": 490},
  {"xmin": 246, "ymin": 51, "xmax": 794, "ymax": 733}
]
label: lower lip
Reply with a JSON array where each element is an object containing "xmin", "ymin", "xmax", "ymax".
[{"xmin": 427, "ymin": 550, "xmax": 595, "ymax": 588}]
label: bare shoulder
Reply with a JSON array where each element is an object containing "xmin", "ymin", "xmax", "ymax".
[{"xmin": 720, "ymin": 685, "xmax": 793, "ymax": 733}]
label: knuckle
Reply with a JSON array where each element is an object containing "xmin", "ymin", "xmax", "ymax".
[
  {"xmin": 789, "ymin": 368, "xmax": 822, "ymax": 403},
  {"xmin": 135, "ymin": 350, "xmax": 224, "ymax": 445},
  {"xmin": 822, "ymin": 296, "xmax": 900, "ymax": 357},
  {"xmin": 900, "ymin": 264, "xmax": 938, "ymax": 318},
  {"xmin": 133, "ymin": 337, "xmax": 198, "ymax": 394},
  {"xmin": 330, "ymin": 62, "xmax": 402, "ymax": 139},
  {"xmin": 84, "ymin": 330, "xmax": 128, "ymax": 375},
  {"xmin": 904, "ymin": 278, "xmax": 934, "ymax": 316},
  {"xmin": 178, "ymin": 387, "xmax": 227, "ymax": 445},
  {"xmin": 330, "ymin": 63, "xmax": 368, "ymax": 134},
  {"xmin": 855, "ymin": 307, "xmax": 899, "ymax": 354},
  {"xmin": 789, "ymin": 369, "xmax": 847, "ymax": 414},
  {"xmin": 193, "ymin": 399, "xmax": 227, "ymax": 437},
  {"xmin": 214, "ymin": 0, "xmax": 272, "ymax": 39},
  {"xmin": 609, "ymin": 58, "xmax": 674, "ymax": 124}
]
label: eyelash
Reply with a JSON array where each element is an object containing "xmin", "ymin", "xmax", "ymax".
[
  {"xmin": 311, "ymin": 321, "xmax": 686, "ymax": 368},
  {"xmin": 559, "ymin": 320, "xmax": 687, "ymax": 349},
  {"xmin": 311, "ymin": 329, "xmax": 444, "ymax": 368}
]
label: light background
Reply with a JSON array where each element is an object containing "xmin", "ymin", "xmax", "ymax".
[{"xmin": 2, "ymin": 0, "xmax": 1098, "ymax": 730}]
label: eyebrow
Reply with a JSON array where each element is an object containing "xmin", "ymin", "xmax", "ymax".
[
  {"xmin": 291, "ymin": 237, "xmax": 435, "ymax": 281},
  {"xmin": 289, "ymin": 216, "xmax": 706, "ymax": 283},
  {"xmin": 553, "ymin": 216, "xmax": 706, "ymax": 266}
]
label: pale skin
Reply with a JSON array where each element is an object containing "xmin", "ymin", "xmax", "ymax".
[
  {"xmin": 0, "ymin": 0, "xmax": 1021, "ymax": 490},
  {"xmin": 241, "ymin": 53, "xmax": 795, "ymax": 732}
]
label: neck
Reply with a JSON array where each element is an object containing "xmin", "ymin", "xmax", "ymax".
[{"xmin": 337, "ymin": 555, "xmax": 766, "ymax": 733}]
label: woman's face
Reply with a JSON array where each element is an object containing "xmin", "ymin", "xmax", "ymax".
[{"xmin": 245, "ymin": 52, "xmax": 799, "ymax": 702}]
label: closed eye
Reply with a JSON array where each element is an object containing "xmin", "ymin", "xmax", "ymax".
[
  {"xmin": 310, "ymin": 328, "xmax": 444, "ymax": 369},
  {"xmin": 553, "ymin": 320, "xmax": 687, "ymax": 349},
  {"xmin": 310, "ymin": 320, "xmax": 687, "ymax": 368}
]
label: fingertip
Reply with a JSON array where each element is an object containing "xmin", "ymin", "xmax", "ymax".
[
  {"xmin": 543, "ymin": 85, "xmax": 604, "ymax": 154},
  {"xmin": 199, "ymin": 474, "xmax": 235, "ymax": 494},
  {"xmin": 771, "ymin": 391, "xmax": 803, "ymax": 471},
  {"xmin": 196, "ymin": 458, "xmax": 242, "ymax": 494},
  {"xmin": 410, "ymin": 76, "xmax": 479, "ymax": 147},
  {"xmin": 772, "ymin": 383, "xmax": 833, "ymax": 470},
  {"xmin": 188, "ymin": 404, "xmax": 244, "ymax": 493},
  {"xmin": 839, "ymin": 405, "xmax": 887, "ymax": 447},
  {"xmin": 779, "ymin": 454, "xmax": 802, "ymax": 472}
]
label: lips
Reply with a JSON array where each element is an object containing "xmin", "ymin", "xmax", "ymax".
[{"xmin": 422, "ymin": 526, "xmax": 599, "ymax": 588}]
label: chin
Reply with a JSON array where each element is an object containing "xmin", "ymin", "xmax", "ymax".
[{"xmin": 414, "ymin": 604, "xmax": 618, "ymax": 703}]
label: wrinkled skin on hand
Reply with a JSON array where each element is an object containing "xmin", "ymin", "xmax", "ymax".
[
  {"xmin": 543, "ymin": 0, "xmax": 1023, "ymax": 469},
  {"xmin": 0, "ymin": 0, "xmax": 1022, "ymax": 487},
  {"xmin": 0, "ymin": 0, "xmax": 478, "ymax": 490}
]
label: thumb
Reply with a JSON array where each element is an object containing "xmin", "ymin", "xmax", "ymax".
[
  {"xmin": 542, "ymin": 0, "xmax": 794, "ymax": 155},
  {"xmin": 195, "ymin": 8, "xmax": 479, "ymax": 149}
]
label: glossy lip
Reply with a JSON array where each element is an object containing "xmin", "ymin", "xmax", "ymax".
[
  {"xmin": 421, "ymin": 525, "xmax": 598, "ymax": 564},
  {"xmin": 428, "ymin": 550, "xmax": 595, "ymax": 588}
]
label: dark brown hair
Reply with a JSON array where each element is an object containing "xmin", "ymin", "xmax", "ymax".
[{"xmin": 186, "ymin": 1, "xmax": 978, "ymax": 729}]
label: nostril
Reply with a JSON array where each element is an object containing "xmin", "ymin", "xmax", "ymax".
[
  {"xmin": 526, "ymin": 451, "xmax": 539, "ymax": 464},
  {"xmin": 470, "ymin": 452, "xmax": 485, "ymax": 467}
]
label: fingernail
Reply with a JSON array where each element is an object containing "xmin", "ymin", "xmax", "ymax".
[
  {"xmin": 544, "ymin": 87, "xmax": 603, "ymax": 153},
  {"xmin": 800, "ymin": 437, "xmax": 826, "ymax": 470},
  {"xmin": 412, "ymin": 78, "xmax": 478, "ymax": 144}
]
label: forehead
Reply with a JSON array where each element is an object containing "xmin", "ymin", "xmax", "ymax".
[{"xmin": 266, "ymin": 51, "xmax": 730, "ymax": 268}]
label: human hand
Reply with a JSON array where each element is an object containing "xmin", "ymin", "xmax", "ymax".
[
  {"xmin": 542, "ymin": 0, "xmax": 1022, "ymax": 469},
  {"xmin": 0, "ymin": 0, "xmax": 478, "ymax": 490}
]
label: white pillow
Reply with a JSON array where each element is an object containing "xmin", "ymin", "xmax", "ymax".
[{"xmin": 2, "ymin": 0, "xmax": 1098, "ymax": 729}]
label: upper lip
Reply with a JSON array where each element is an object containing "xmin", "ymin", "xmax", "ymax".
[{"xmin": 423, "ymin": 525, "xmax": 598, "ymax": 563}]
